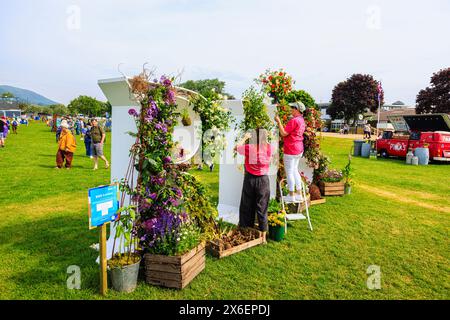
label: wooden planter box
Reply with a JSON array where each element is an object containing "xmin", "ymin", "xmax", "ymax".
[
  {"xmin": 144, "ymin": 243, "xmax": 205, "ymax": 290},
  {"xmin": 207, "ymin": 229, "xmax": 266, "ymax": 259},
  {"xmin": 319, "ymin": 181, "xmax": 345, "ymax": 196}
]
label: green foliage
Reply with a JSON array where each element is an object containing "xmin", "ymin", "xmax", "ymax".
[
  {"xmin": 268, "ymin": 198, "xmax": 281, "ymax": 214},
  {"xmin": 1, "ymin": 124, "xmax": 450, "ymax": 299},
  {"xmin": 177, "ymin": 172, "xmax": 218, "ymax": 240},
  {"xmin": 67, "ymin": 95, "xmax": 108, "ymax": 116},
  {"xmin": 176, "ymin": 222, "xmax": 202, "ymax": 256},
  {"xmin": 180, "ymin": 107, "xmax": 192, "ymax": 126},
  {"xmin": 48, "ymin": 104, "xmax": 69, "ymax": 116},
  {"xmin": 111, "ymin": 205, "xmax": 139, "ymax": 265},
  {"xmin": 1, "ymin": 92, "xmax": 14, "ymax": 98},
  {"xmin": 179, "ymin": 79, "xmax": 235, "ymax": 99},
  {"xmin": 286, "ymin": 90, "xmax": 317, "ymax": 109},
  {"xmin": 191, "ymin": 95, "xmax": 234, "ymax": 166},
  {"xmin": 342, "ymin": 154, "xmax": 355, "ymax": 186},
  {"xmin": 241, "ymin": 86, "xmax": 273, "ymax": 132}
]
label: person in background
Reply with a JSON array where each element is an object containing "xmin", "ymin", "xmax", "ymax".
[
  {"xmin": 235, "ymin": 129, "xmax": 273, "ymax": 233},
  {"xmin": 364, "ymin": 123, "xmax": 372, "ymax": 139},
  {"xmin": 0, "ymin": 116, "xmax": 7, "ymax": 148},
  {"xmin": 275, "ymin": 101, "xmax": 306, "ymax": 203},
  {"xmin": 343, "ymin": 124, "xmax": 349, "ymax": 135},
  {"xmin": 11, "ymin": 118, "xmax": 18, "ymax": 134},
  {"xmin": 83, "ymin": 124, "xmax": 93, "ymax": 158},
  {"xmin": 75, "ymin": 119, "xmax": 81, "ymax": 135},
  {"xmin": 56, "ymin": 120, "xmax": 77, "ymax": 169},
  {"xmin": 90, "ymin": 119, "xmax": 109, "ymax": 170}
]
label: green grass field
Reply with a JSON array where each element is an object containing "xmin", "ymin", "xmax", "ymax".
[{"xmin": 0, "ymin": 122, "xmax": 449, "ymax": 300}]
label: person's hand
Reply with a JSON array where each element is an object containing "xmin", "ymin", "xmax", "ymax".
[{"xmin": 274, "ymin": 115, "xmax": 280, "ymax": 123}]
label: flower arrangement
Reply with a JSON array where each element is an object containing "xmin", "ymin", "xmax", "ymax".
[
  {"xmin": 267, "ymin": 199, "xmax": 285, "ymax": 227},
  {"xmin": 123, "ymin": 71, "xmax": 218, "ymax": 256},
  {"xmin": 320, "ymin": 169, "xmax": 344, "ymax": 183},
  {"xmin": 258, "ymin": 69, "xmax": 294, "ymax": 104},
  {"xmin": 190, "ymin": 94, "xmax": 234, "ymax": 167},
  {"xmin": 141, "ymin": 211, "xmax": 201, "ymax": 256},
  {"xmin": 313, "ymin": 153, "xmax": 331, "ymax": 183},
  {"xmin": 268, "ymin": 210, "xmax": 286, "ymax": 227}
]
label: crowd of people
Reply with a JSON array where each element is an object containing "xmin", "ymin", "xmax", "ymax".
[
  {"xmin": 55, "ymin": 116, "xmax": 110, "ymax": 170},
  {"xmin": 0, "ymin": 116, "xmax": 20, "ymax": 148}
]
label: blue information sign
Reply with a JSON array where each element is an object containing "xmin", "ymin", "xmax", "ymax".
[{"xmin": 88, "ymin": 185, "xmax": 119, "ymax": 229}]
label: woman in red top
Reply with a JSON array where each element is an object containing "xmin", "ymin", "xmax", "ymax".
[
  {"xmin": 275, "ymin": 101, "xmax": 306, "ymax": 203},
  {"xmin": 235, "ymin": 128, "xmax": 273, "ymax": 232}
]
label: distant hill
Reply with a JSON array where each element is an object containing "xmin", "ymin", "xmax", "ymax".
[{"xmin": 0, "ymin": 85, "xmax": 59, "ymax": 106}]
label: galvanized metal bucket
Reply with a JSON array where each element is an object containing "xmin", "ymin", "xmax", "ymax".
[{"xmin": 110, "ymin": 259, "xmax": 141, "ymax": 293}]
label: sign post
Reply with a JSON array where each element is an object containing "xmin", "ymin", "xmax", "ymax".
[
  {"xmin": 99, "ymin": 224, "xmax": 107, "ymax": 295},
  {"xmin": 88, "ymin": 184, "xmax": 120, "ymax": 296}
]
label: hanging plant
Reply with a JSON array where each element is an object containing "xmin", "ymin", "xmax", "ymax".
[{"xmin": 180, "ymin": 107, "xmax": 192, "ymax": 126}]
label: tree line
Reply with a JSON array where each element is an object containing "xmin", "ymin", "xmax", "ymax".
[{"xmin": 7, "ymin": 69, "xmax": 449, "ymax": 119}]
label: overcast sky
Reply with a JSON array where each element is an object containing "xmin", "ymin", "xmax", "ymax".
[{"xmin": 1, "ymin": 0, "xmax": 449, "ymax": 105}]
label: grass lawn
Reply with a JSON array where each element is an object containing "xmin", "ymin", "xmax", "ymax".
[{"xmin": 0, "ymin": 122, "xmax": 449, "ymax": 300}]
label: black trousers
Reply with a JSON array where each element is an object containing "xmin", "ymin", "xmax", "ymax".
[{"xmin": 239, "ymin": 172, "xmax": 270, "ymax": 232}]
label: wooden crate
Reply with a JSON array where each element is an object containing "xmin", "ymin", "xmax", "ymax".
[
  {"xmin": 144, "ymin": 243, "xmax": 205, "ymax": 290},
  {"xmin": 207, "ymin": 229, "xmax": 266, "ymax": 259},
  {"xmin": 319, "ymin": 181, "xmax": 345, "ymax": 196},
  {"xmin": 310, "ymin": 198, "xmax": 326, "ymax": 206}
]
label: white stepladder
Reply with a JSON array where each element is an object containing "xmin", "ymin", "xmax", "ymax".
[{"xmin": 279, "ymin": 178, "xmax": 313, "ymax": 232}]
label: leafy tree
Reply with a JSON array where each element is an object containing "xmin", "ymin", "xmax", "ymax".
[
  {"xmin": 179, "ymin": 79, "xmax": 235, "ymax": 99},
  {"xmin": 48, "ymin": 104, "xmax": 69, "ymax": 115},
  {"xmin": 68, "ymin": 95, "xmax": 107, "ymax": 116},
  {"xmin": 416, "ymin": 67, "xmax": 450, "ymax": 114},
  {"xmin": 18, "ymin": 102, "xmax": 30, "ymax": 112},
  {"xmin": 286, "ymin": 89, "xmax": 317, "ymax": 109},
  {"xmin": 1, "ymin": 92, "xmax": 14, "ymax": 99},
  {"xmin": 328, "ymin": 74, "xmax": 383, "ymax": 123}
]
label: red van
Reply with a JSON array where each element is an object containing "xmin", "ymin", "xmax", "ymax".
[{"xmin": 376, "ymin": 114, "xmax": 450, "ymax": 162}]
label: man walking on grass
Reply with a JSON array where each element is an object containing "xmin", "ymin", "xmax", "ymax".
[
  {"xmin": 56, "ymin": 120, "xmax": 76, "ymax": 169},
  {"xmin": 90, "ymin": 118, "xmax": 109, "ymax": 170}
]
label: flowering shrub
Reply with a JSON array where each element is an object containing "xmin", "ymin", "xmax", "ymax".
[
  {"xmin": 302, "ymin": 107, "xmax": 323, "ymax": 168},
  {"xmin": 141, "ymin": 212, "xmax": 201, "ymax": 256},
  {"xmin": 320, "ymin": 169, "xmax": 344, "ymax": 183},
  {"xmin": 313, "ymin": 153, "xmax": 331, "ymax": 183},
  {"xmin": 122, "ymin": 72, "xmax": 218, "ymax": 256}
]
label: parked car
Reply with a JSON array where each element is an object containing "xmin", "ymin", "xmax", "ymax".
[{"xmin": 376, "ymin": 114, "xmax": 450, "ymax": 162}]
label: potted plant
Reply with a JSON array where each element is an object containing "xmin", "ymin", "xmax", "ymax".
[
  {"xmin": 319, "ymin": 169, "xmax": 345, "ymax": 196},
  {"xmin": 108, "ymin": 205, "xmax": 141, "ymax": 293},
  {"xmin": 180, "ymin": 107, "xmax": 192, "ymax": 126},
  {"xmin": 342, "ymin": 155, "xmax": 354, "ymax": 195},
  {"xmin": 266, "ymin": 199, "xmax": 285, "ymax": 241}
]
